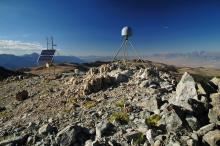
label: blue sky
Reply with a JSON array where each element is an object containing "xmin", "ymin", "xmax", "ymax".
[{"xmin": 0, "ymin": 0, "xmax": 220, "ymax": 56}]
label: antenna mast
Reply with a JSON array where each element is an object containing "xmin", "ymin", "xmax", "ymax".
[
  {"xmin": 51, "ymin": 36, "xmax": 57, "ymax": 50},
  {"xmin": 46, "ymin": 37, "xmax": 49, "ymax": 50}
]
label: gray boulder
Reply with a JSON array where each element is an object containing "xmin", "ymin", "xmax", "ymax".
[
  {"xmin": 55, "ymin": 125, "xmax": 90, "ymax": 146},
  {"xmin": 170, "ymin": 72, "xmax": 198, "ymax": 111},
  {"xmin": 55, "ymin": 125, "xmax": 76, "ymax": 146},
  {"xmin": 209, "ymin": 77, "xmax": 220, "ymax": 90},
  {"xmin": 159, "ymin": 108, "xmax": 183, "ymax": 132},
  {"xmin": 137, "ymin": 97, "xmax": 158, "ymax": 112},
  {"xmin": 208, "ymin": 93, "xmax": 220, "ymax": 125}
]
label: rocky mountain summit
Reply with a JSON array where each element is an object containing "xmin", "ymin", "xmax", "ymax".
[{"xmin": 0, "ymin": 61, "xmax": 219, "ymax": 146}]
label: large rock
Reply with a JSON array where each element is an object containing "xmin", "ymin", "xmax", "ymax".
[
  {"xmin": 82, "ymin": 75, "xmax": 114, "ymax": 95},
  {"xmin": 108, "ymin": 69, "xmax": 131, "ymax": 83},
  {"xmin": 208, "ymin": 93, "xmax": 220, "ymax": 124},
  {"xmin": 159, "ymin": 106, "xmax": 183, "ymax": 132},
  {"xmin": 56, "ymin": 125, "xmax": 76, "ymax": 146},
  {"xmin": 15, "ymin": 90, "xmax": 29, "ymax": 101},
  {"xmin": 82, "ymin": 68, "xmax": 132, "ymax": 95},
  {"xmin": 170, "ymin": 72, "xmax": 198, "ymax": 111},
  {"xmin": 137, "ymin": 97, "xmax": 158, "ymax": 112},
  {"xmin": 209, "ymin": 77, "xmax": 220, "ymax": 91},
  {"xmin": 55, "ymin": 125, "xmax": 90, "ymax": 146},
  {"xmin": 202, "ymin": 130, "xmax": 220, "ymax": 146}
]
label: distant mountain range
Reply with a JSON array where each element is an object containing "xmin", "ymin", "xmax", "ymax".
[
  {"xmin": 146, "ymin": 51, "xmax": 220, "ymax": 68},
  {"xmin": 79, "ymin": 51, "xmax": 220, "ymax": 68},
  {"xmin": 79, "ymin": 56, "xmax": 113, "ymax": 62},
  {"xmin": 0, "ymin": 53, "xmax": 84, "ymax": 69},
  {"xmin": 149, "ymin": 51, "xmax": 220, "ymax": 60},
  {"xmin": 1, "ymin": 51, "xmax": 220, "ymax": 69}
]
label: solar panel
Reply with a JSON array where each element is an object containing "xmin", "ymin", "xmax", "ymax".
[
  {"xmin": 38, "ymin": 49, "xmax": 56, "ymax": 64},
  {"xmin": 38, "ymin": 56, "xmax": 54, "ymax": 62},
  {"xmin": 41, "ymin": 50, "xmax": 56, "ymax": 56}
]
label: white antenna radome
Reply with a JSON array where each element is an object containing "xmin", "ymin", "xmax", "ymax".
[{"xmin": 121, "ymin": 26, "xmax": 132, "ymax": 39}]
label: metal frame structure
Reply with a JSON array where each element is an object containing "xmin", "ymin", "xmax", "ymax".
[
  {"xmin": 37, "ymin": 36, "xmax": 57, "ymax": 74},
  {"xmin": 113, "ymin": 26, "xmax": 145, "ymax": 66}
]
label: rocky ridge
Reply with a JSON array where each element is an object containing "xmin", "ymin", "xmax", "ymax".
[{"xmin": 0, "ymin": 61, "xmax": 219, "ymax": 146}]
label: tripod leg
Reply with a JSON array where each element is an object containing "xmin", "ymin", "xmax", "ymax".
[
  {"xmin": 124, "ymin": 39, "xmax": 130, "ymax": 65},
  {"xmin": 113, "ymin": 40, "xmax": 126, "ymax": 61},
  {"xmin": 128, "ymin": 40, "xmax": 147, "ymax": 68}
]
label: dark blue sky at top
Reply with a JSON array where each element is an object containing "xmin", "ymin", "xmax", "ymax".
[{"xmin": 0, "ymin": 0, "xmax": 220, "ymax": 56}]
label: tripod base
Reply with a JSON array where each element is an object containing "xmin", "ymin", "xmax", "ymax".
[{"xmin": 112, "ymin": 39, "xmax": 146, "ymax": 67}]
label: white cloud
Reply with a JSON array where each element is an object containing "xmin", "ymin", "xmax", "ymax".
[{"xmin": 0, "ymin": 39, "xmax": 43, "ymax": 55}]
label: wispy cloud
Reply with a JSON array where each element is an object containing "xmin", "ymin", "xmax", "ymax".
[
  {"xmin": 163, "ymin": 26, "xmax": 169, "ymax": 29},
  {"xmin": 0, "ymin": 39, "xmax": 43, "ymax": 55}
]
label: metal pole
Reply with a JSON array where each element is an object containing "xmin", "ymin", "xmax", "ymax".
[
  {"xmin": 51, "ymin": 36, "xmax": 53, "ymax": 50},
  {"xmin": 46, "ymin": 37, "xmax": 48, "ymax": 50}
]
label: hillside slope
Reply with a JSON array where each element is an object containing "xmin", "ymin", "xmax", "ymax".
[{"xmin": 0, "ymin": 61, "xmax": 219, "ymax": 146}]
